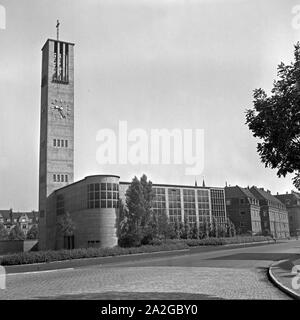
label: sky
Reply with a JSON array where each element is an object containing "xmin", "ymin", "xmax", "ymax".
[{"xmin": 0, "ymin": 0, "xmax": 299, "ymax": 211}]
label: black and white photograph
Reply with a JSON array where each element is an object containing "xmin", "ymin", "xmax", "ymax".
[{"xmin": 0, "ymin": 0, "xmax": 300, "ymax": 309}]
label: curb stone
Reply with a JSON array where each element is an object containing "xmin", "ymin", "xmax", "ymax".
[{"xmin": 268, "ymin": 259, "xmax": 300, "ymax": 300}]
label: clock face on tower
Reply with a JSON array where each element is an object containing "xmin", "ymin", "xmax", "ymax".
[{"xmin": 50, "ymin": 99, "xmax": 71, "ymax": 120}]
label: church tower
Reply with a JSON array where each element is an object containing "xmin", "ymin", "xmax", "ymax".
[{"xmin": 38, "ymin": 26, "xmax": 75, "ymax": 249}]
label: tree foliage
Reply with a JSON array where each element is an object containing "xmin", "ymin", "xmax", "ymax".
[
  {"xmin": 0, "ymin": 223, "xmax": 9, "ymax": 240},
  {"xmin": 8, "ymin": 224, "xmax": 25, "ymax": 240},
  {"xmin": 57, "ymin": 212, "xmax": 76, "ymax": 237},
  {"xmin": 245, "ymin": 43, "xmax": 300, "ymax": 190},
  {"xmin": 26, "ymin": 224, "xmax": 39, "ymax": 240},
  {"xmin": 118, "ymin": 174, "xmax": 156, "ymax": 247}
]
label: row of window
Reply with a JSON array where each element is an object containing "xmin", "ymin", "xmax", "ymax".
[
  {"xmin": 0, "ymin": 218, "xmax": 36, "ymax": 223},
  {"xmin": 211, "ymin": 190, "xmax": 226, "ymax": 223},
  {"xmin": 88, "ymin": 183, "xmax": 119, "ymax": 192},
  {"xmin": 53, "ymin": 174, "xmax": 69, "ymax": 183},
  {"xmin": 87, "ymin": 183, "xmax": 119, "ymax": 209},
  {"xmin": 56, "ymin": 194, "xmax": 65, "ymax": 215},
  {"xmin": 88, "ymin": 200, "xmax": 119, "ymax": 209},
  {"xmin": 152, "ymin": 188, "xmax": 166, "ymax": 212},
  {"xmin": 53, "ymin": 139, "xmax": 68, "ymax": 148}
]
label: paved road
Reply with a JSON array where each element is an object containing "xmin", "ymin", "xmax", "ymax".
[{"xmin": 0, "ymin": 240, "xmax": 299, "ymax": 300}]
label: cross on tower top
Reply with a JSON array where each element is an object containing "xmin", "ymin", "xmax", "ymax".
[{"xmin": 56, "ymin": 20, "xmax": 60, "ymax": 41}]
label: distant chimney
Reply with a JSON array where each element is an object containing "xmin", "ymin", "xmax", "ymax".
[
  {"xmin": 286, "ymin": 191, "xmax": 288, "ymax": 194},
  {"xmin": 267, "ymin": 190, "xmax": 271, "ymax": 194}
]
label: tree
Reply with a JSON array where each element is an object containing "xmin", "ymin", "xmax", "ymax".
[
  {"xmin": 203, "ymin": 217, "xmax": 210, "ymax": 238},
  {"xmin": 119, "ymin": 174, "xmax": 155, "ymax": 247},
  {"xmin": 190, "ymin": 223, "xmax": 199, "ymax": 239},
  {"xmin": 226, "ymin": 218, "xmax": 236, "ymax": 238},
  {"xmin": 0, "ymin": 223, "xmax": 9, "ymax": 240},
  {"xmin": 173, "ymin": 220, "xmax": 181, "ymax": 239},
  {"xmin": 8, "ymin": 224, "xmax": 25, "ymax": 240},
  {"xmin": 26, "ymin": 224, "xmax": 38, "ymax": 240},
  {"xmin": 180, "ymin": 216, "xmax": 190, "ymax": 239},
  {"xmin": 210, "ymin": 217, "xmax": 218, "ymax": 238},
  {"xmin": 157, "ymin": 211, "xmax": 175, "ymax": 241},
  {"xmin": 57, "ymin": 212, "xmax": 76, "ymax": 237},
  {"xmin": 116, "ymin": 199, "xmax": 127, "ymax": 239},
  {"xmin": 245, "ymin": 43, "xmax": 300, "ymax": 190}
]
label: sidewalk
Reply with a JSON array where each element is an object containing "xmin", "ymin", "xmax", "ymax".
[{"xmin": 269, "ymin": 256, "xmax": 300, "ymax": 299}]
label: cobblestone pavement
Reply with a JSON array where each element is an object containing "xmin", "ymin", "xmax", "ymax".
[
  {"xmin": 0, "ymin": 265, "xmax": 288, "ymax": 300},
  {"xmin": 0, "ymin": 240, "xmax": 299, "ymax": 300}
]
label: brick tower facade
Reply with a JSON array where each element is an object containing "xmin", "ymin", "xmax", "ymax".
[{"xmin": 38, "ymin": 38, "xmax": 75, "ymax": 249}]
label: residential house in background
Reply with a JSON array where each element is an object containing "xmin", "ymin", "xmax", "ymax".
[
  {"xmin": 0, "ymin": 210, "xmax": 39, "ymax": 237},
  {"xmin": 275, "ymin": 191, "xmax": 300, "ymax": 236},
  {"xmin": 250, "ymin": 187, "xmax": 289, "ymax": 238},
  {"xmin": 225, "ymin": 186, "xmax": 261, "ymax": 235}
]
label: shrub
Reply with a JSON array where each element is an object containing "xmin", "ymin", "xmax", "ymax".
[{"xmin": 0, "ymin": 242, "xmax": 189, "ymax": 266}]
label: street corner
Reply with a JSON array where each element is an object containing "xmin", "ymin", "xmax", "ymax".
[{"xmin": 268, "ymin": 258, "xmax": 300, "ymax": 300}]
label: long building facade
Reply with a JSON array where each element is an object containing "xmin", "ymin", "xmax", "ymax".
[
  {"xmin": 43, "ymin": 176, "xmax": 227, "ymax": 250},
  {"xmin": 250, "ymin": 187, "xmax": 289, "ymax": 238},
  {"xmin": 120, "ymin": 182, "xmax": 226, "ymax": 227},
  {"xmin": 275, "ymin": 191, "xmax": 300, "ymax": 236}
]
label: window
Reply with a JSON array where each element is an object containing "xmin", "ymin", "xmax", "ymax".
[
  {"xmin": 53, "ymin": 42, "xmax": 69, "ymax": 84},
  {"xmin": 88, "ymin": 183, "xmax": 119, "ymax": 209},
  {"xmin": 168, "ymin": 188, "xmax": 182, "ymax": 223},
  {"xmin": 153, "ymin": 188, "xmax": 166, "ymax": 217},
  {"xmin": 56, "ymin": 194, "xmax": 65, "ymax": 215},
  {"xmin": 53, "ymin": 174, "xmax": 56, "ymax": 182},
  {"xmin": 61, "ymin": 174, "xmax": 64, "ymax": 182},
  {"xmin": 210, "ymin": 189, "xmax": 226, "ymax": 226},
  {"xmin": 57, "ymin": 175, "xmax": 60, "ymax": 182},
  {"xmin": 88, "ymin": 240, "xmax": 100, "ymax": 247},
  {"xmin": 22, "ymin": 225, "xmax": 27, "ymax": 229},
  {"xmin": 65, "ymin": 175, "xmax": 68, "ymax": 182},
  {"xmin": 64, "ymin": 235, "xmax": 74, "ymax": 250},
  {"xmin": 53, "ymin": 139, "xmax": 69, "ymax": 148},
  {"xmin": 240, "ymin": 211, "xmax": 245, "ymax": 215}
]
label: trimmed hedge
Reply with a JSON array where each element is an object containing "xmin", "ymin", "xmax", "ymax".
[
  {"xmin": 0, "ymin": 236, "xmax": 272, "ymax": 266},
  {"xmin": 185, "ymin": 235, "xmax": 272, "ymax": 247},
  {"xmin": 0, "ymin": 242, "xmax": 188, "ymax": 266}
]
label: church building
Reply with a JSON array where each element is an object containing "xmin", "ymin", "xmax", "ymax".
[{"xmin": 38, "ymin": 32, "xmax": 227, "ymax": 251}]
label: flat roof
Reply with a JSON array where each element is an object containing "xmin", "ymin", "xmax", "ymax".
[
  {"xmin": 50, "ymin": 174, "xmax": 120, "ymax": 195},
  {"xmin": 120, "ymin": 181, "xmax": 224, "ymax": 190}
]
